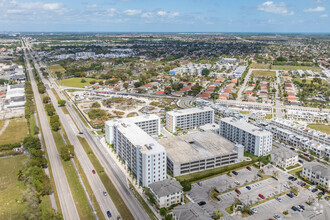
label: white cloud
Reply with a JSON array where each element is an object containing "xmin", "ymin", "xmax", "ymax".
[
  {"xmin": 258, "ymin": 1, "xmax": 294, "ymax": 15},
  {"xmin": 141, "ymin": 12, "xmax": 153, "ymax": 18},
  {"xmin": 43, "ymin": 3, "xmax": 62, "ymax": 11},
  {"xmin": 86, "ymin": 4, "xmax": 99, "ymax": 9},
  {"xmin": 168, "ymin": 12, "xmax": 179, "ymax": 18},
  {"xmin": 320, "ymin": 14, "xmax": 328, "ymax": 17},
  {"xmin": 123, "ymin": 9, "xmax": 141, "ymax": 16},
  {"xmin": 107, "ymin": 8, "xmax": 116, "ymax": 16},
  {"xmin": 304, "ymin": 6, "xmax": 325, "ymax": 12},
  {"xmin": 157, "ymin": 11, "xmax": 167, "ymax": 16}
]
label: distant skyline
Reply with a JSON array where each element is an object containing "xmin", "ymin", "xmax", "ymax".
[{"xmin": 0, "ymin": 0, "xmax": 329, "ymax": 33}]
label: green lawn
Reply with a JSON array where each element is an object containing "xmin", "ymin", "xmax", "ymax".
[
  {"xmin": 59, "ymin": 77, "xmax": 96, "ymax": 88},
  {"xmin": 0, "ymin": 120, "xmax": 5, "ymax": 131},
  {"xmin": 252, "ymin": 70, "xmax": 276, "ymax": 77},
  {"xmin": 250, "ymin": 63, "xmax": 271, "ymax": 69},
  {"xmin": 293, "ymin": 78, "xmax": 328, "ymax": 85},
  {"xmin": 272, "ymin": 65, "xmax": 322, "ymax": 71},
  {"xmin": 0, "ymin": 118, "xmax": 28, "ymax": 145},
  {"xmin": 0, "ymin": 155, "xmax": 28, "ymax": 220},
  {"xmin": 307, "ymin": 124, "xmax": 330, "ymax": 134},
  {"xmin": 78, "ymin": 137, "xmax": 134, "ymax": 220},
  {"xmin": 47, "ymin": 64, "xmax": 66, "ymax": 75}
]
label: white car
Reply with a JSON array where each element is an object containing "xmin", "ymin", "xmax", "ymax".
[{"xmin": 251, "ymin": 208, "xmax": 257, "ymax": 214}]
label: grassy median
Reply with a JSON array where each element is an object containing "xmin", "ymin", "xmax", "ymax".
[{"xmin": 78, "ymin": 136, "xmax": 134, "ymax": 220}]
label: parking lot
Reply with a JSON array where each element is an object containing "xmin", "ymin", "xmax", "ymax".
[
  {"xmin": 187, "ymin": 164, "xmax": 319, "ymax": 219},
  {"xmin": 187, "ymin": 166, "xmax": 260, "ymax": 205}
]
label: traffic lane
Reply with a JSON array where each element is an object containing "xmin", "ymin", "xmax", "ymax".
[{"xmin": 45, "ymin": 85, "xmax": 120, "ymax": 219}]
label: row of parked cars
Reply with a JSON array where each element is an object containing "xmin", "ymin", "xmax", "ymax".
[{"xmin": 292, "ymin": 204, "xmax": 305, "ymax": 212}]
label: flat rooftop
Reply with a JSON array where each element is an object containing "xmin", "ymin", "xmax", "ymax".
[
  {"xmin": 115, "ymin": 122, "xmax": 164, "ymax": 155},
  {"xmin": 158, "ymin": 131, "xmax": 237, "ymax": 164},
  {"xmin": 167, "ymin": 107, "xmax": 213, "ymax": 117},
  {"xmin": 221, "ymin": 117, "xmax": 272, "ymax": 136}
]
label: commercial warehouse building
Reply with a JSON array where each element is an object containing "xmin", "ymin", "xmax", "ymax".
[
  {"xmin": 158, "ymin": 131, "xmax": 244, "ymax": 177},
  {"xmin": 166, "ymin": 107, "xmax": 214, "ymax": 133},
  {"xmin": 219, "ymin": 117, "xmax": 273, "ymax": 156},
  {"xmin": 105, "ymin": 115, "xmax": 166, "ymax": 187}
]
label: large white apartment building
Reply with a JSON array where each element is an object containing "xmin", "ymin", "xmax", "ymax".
[
  {"xmin": 302, "ymin": 162, "xmax": 330, "ymax": 190},
  {"xmin": 270, "ymin": 118, "xmax": 330, "ymax": 146},
  {"xmin": 105, "ymin": 115, "xmax": 166, "ymax": 187},
  {"xmin": 166, "ymin": 107, "xmax": 214, "ymax": 133},
  {"xmin": 219, "ymin": 117, "xmax": 273, "ymax": 156}
]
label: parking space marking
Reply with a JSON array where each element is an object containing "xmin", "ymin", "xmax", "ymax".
[
  {"xmin": 268, "ymin": 184, "xmax": 276, "ymax": 190},
  {"xmin": 275, "ymin": 205, "xmax": 283, "ymax": 213}
]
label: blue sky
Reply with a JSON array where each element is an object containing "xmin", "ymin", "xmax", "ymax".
[{"xmin": 0, "ymin": 0, "xmax": 329, "ymax": 32}]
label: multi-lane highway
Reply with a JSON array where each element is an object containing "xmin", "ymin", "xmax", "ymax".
[
  {"xmin": 24, "ymin": 39, "xmax": 121, "ymax": 219},
  {"xmin": 24, "ymin": 38, "xmax": 150, "ymax": 220},
  {"xmin": 22, "ymin": 43, "xmax": 80, "ymax": 220}
]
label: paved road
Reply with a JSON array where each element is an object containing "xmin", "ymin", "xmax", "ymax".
[
  {"xmin": 24, "ymin": 39, "xmax": 149, "ymax": 220},
  {"xmin": 274, "ymin": 70, "xmax": 284, "ymax": 119},
  {"xmin": 23, "ymin": 44, "xmax": 79, "ymax": 220},
  {"xmin": 25, "ymin": 40, "xmax": 121, "ymax": 219},
  {"xmin": 236, "ymin": 68, "xmax": 253, "ymax": 100}
]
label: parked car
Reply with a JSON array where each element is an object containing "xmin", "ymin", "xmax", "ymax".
[
  {"xmin": 103, "ymin": 191, "xmax": 107, "ymax": 196},
  {"xmin": 235, "ymin": 189, "xmax": 241, "ymax": 195},
  {"xmin": 234, "ymin": 181, "xmax": 240, "ymax": 185},
  {"xmin": 296, "ymin": 206, "xmax": 303, "ymax": 212},
  {"xmin": 290, "ymin": 148, "xmax": 295, "ymax": 151},
  {"xmin": 197, "ymin": 182, "xmax": 202, "ymax": 186},
  {"xmin": 284, "ymin": 184, "xmax": 290, "ymax": 189},
  {"xmin": 312, "ymin": 188, "xmax": 318, "ymax": 193},
  {"xmin": 106, "ymin": 211, "xmax": 112, "ymax": 218},
  {"xmin": 301, "ymin": 183, "xmax": 306, "ymax": 187},
  {"xmin": 287, "ymin": 193, "xmax": 294, "ymax": 198},
  {"xmin": 232, "ymin": 171, "xmax": 238, "ymax": 175},
  {"xmin": 246, "ymin": 166, "xmax": 252, "ymax": 171},
  {"xmin": 198, "ymin": 201, "xmax": 206, "ymax": 206},
  {"xmin": 275, "ymin": 197, "xmax": 282, "ymax": 202},
  {"xmin": 291, "ymin": 206, "xmax": 299, "ymax": 211},
  {"xmin": 299, "ymin": 205, "xmax": 305, "ymax": 210},
  {"xmin": 258, "ymin": 194, "xmax": 265, "ymax": 199},
  {"xmin": 298, "ymin": 159, "xmax": 304, "ymax": 163},
  {"xmin": 273, "ymin": 214, "xmax": 281, "ymax": 219},
  {"xmin": 318, "ymin": 191, "xmax": 325, "ymax": 196},
  {"xmin": 246, "ymin": 186, "xmax": 251, "ymax": 190},
  {"xmin": 92, "ymin": 170, "xmax": 96, "ymax": 174},
  {"xmin": 251, "ymin": 208, "xmax": 257, "ymax": 214}
]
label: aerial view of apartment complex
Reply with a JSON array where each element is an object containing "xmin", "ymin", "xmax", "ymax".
[{"xmin": 1, "ymin": 2, "xmax": 330, "ymax": 219}]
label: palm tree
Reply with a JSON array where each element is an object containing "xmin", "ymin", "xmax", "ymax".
[{"xmin": 17, "ymin": 169, "xmax": 24, "ymax": 181}]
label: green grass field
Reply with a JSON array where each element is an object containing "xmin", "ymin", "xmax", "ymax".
[
  {"xmin": 78, "ymin": 137, "xmax": 134, "ymax": 220},
  {"xmin": 250, "ymin": 63, "xmax": 322, "ymax": 71},
  {"xmin": 293, "ymin": 78, "xmax": 328, "ymax": 85},
  {"xmin": 252, "ymin": 70, "xmax": 276, "ymax": 77},
  {"xmin": 0, "ymin": 119, "xmax": 28, "ymax": 145},
  {"xmin": 59, "ymin": 77, "xmax": 96, "ymax": 88},
  {"xmin": 272, "ymin": 65, "xmax": 322, "ymax": 71},
  {"xmin": 47, "ymin": 64, "xmax": 66, "ymax": 75},
  {"xmin": 0, "ymin": 155, "xmax": 28, "ymax": 220},
  {"xmin": 0, "ymin": 120, "xmax": 5, "ymax": 131},
  {"xmin": 250, "ymin": 63, "xmax": 271, "ymax": 69},
  {"xmin": 307, "ymin": 124, "xmax": 330, "ymax": 134}
]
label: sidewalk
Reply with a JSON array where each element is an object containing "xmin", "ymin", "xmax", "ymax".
[{"xmin": 99, "ymin": 138, "xmax": 161, "ymax": 219}]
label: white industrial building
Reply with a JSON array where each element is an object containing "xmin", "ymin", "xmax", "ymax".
[
  {"xmin": 105, "ymin": 115, "xmax": 166, "ymax": 187},
  {"xmin": 302, "ymin": 162, "xmax": 330, "ymax": 190},
  {"xmin": 219, "ymin": 117, "xmax": 273, "ymax": 156},
  {"xmin": 166, "ymin": 107, "xmax": 214, "ymax": 133},
  {"xmin": 4, "ymin": 83, "xmax": 26, "ymax": 109},
  {"xmin": 158, "ymin": 131, "xmax": 244, "ymax": 176}
]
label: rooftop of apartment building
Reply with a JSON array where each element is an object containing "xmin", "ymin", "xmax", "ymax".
[
  {"xmin": 221, "ymin": 117, "xmax": 272, "ymax": 136},
  {"xmin": 166, "ymin": 107, "xmax": 213, "ymax": 117},
  {"xmin": 158, "ymin": 131, "xmax": 238, "ymax": 164},
  {"xmin": 149, "ymin": 179, "xmax": 182, "ymax": 198},
  {"xmin": 172, "ymin": 203, "xmax": 212, "ymax": 220},
  {"xmin": 303, "ymin": 162, "xmax": 330, "ymax": 178},
  {"xmin": 271, "ymin": 147, "xmax": 298, "ymax": 159},
  {"xmin": 113, "ymin": 121, "xmax": 165, "ymax": 155}
]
